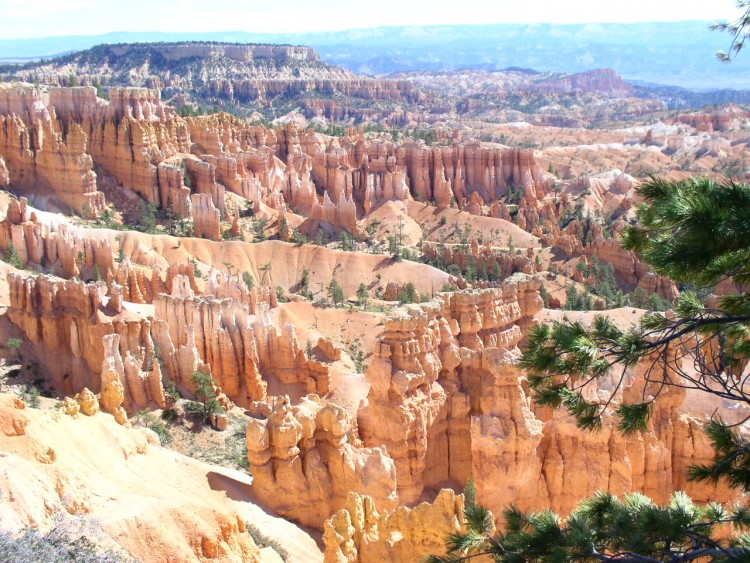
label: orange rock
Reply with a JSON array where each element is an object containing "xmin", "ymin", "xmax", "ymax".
[{"xmin": 246, "ymin": 395, "xmax": 397, "ymax": 529}]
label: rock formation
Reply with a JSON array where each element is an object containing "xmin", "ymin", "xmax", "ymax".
[
  {"xmin": 246, "ymin": 395, "xmax": 397, "ymax": 529},
  {"xmin": 7, "ymin": 273, "xmax": 166, "ymax": 418},
  {"xmin": 323, "ymin": 490, "xmax": 466, "ymax": 563},
  {"xmin": 0, "ymin": 84, "xmax": 105, "ymax": 216},
  {"xmin": 354, "ymin": 275, "xmax": 733, "ymax": 519},
  {"xmin": 0, "ymin": 393, "xmax": 267, "ymax": 562}
]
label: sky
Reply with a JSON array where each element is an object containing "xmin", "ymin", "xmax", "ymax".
[{"xmin": 0, "ymin": 0, "xmax": 744, "ymax": 39}]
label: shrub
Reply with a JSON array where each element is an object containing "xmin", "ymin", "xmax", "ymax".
[
  {"xmin": 6, "ymin": 337, "xmax": 22, "ymax": 356},
  {"xmin": 251, "ymin": 218, "xmax": 267, "ymax": 242},
  {"xmin": 21, "ymin": 384, "xmax": 40, "ymax": 408},
  {"xmin": 242, "ymin": 271, "xmax": 255, "ymax": 291},
  {"xmin": 135, "ymin": 409, "xmax": 172, "ymax": 445},
  {"xmin": 246, "ymin": 524, "xmax": 289, "ymax": 562},
  {"xmin": 0, "ymin": 523, "xmax": 132, "ymax": 562}
]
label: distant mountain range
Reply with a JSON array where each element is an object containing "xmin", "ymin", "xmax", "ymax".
[{"xmin": 0, "ymin": 22, "xmax": 748, "ymax": 90}]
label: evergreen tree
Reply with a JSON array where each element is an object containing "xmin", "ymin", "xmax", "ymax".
[
  {"xmin": 713, "ymin": 0, "xmax": 750, "ymax": 61},
  {"xmin": 328, "ymin": 278, "xmax": 345, "ymax": 306},
  {"xmin": 299, "ymin": 268, "xmax": 310, "ymax": 297},
  {"xmin": 4, "ymin": 242, "xmax": 23, "ymax": 269},
  {"xmin": 427, "ymin": 489, "xmax": 750, "ymax": 562},
  {"xmin": 340, "ymin": 230, "xmax": 354, "ymax": 251},
  {"xmin": 185, "ymin": 371, "xmax": 224, "ymax": 423},
  {"xmin": 356, "ymin": 283, "xmax": 369, "ymax": 308},
  {"xmin": 242, "ymin": 271, "xmax": 255, "ymax": 291},
  {"xmin": 398, "ymin": 282, "xmax": 418, "ymax": 304},
  {"xmin": 252, "ymin": 218, "xmax": 268, "ymax": 242},
  {"xmin": 388, "ymin": 234, "xmax": 402, "ymax": 261}
]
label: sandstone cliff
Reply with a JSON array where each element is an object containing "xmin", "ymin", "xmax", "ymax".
[{"xmin": 354, "ymin": 276, "xmax": 733, "ymax": 520}]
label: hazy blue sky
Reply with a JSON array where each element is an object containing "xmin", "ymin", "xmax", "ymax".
[{"xmin": 0, "ymin": 0, "xmax": 744, "ymax": 39}]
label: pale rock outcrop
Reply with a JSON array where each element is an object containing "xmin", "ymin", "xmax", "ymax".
[
  {"xmin": 191, "ymin": 192, "xmax": 222, "ymax": 241},
  {"xmin": 60, "ymin": 396, "xmax": 80, "ymax": 416},
  {"xmin": 0, "ymin": 198, "xmax": 115, "ymax": 278},
  {"xmin": 358, "ymin": 276, "xmax": 544, "ymax": 505},
  {"xmin": 0, "ymin": 393, "xmax": 265, "ymax": 562},
  {"xmin": 0, "ymin": 156, "xmax": 9, "ymax": 187},
  {"xmin": 323, "ymin": 490, "xmax": 466, "ymax": 563},
  {"xmin": 75, "ymin": 388, "xmax": 100, "ymax": 416}
]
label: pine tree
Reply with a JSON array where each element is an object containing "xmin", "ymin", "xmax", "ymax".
[
  {"xmin": 328, "ymin": 278, "xmax": 344, "ymax": 306},
  {"xmin": 299, "ymin": 268, "xmax": 310, "ymax": 297},
  {"xmin": 185, "ymin": 371, "xmax": 224, "ymax": 423},
  {"xmin": 428, "ymin": 488, "xmax": 750, "ymax": 562},
  {"xmin": 713, "ymin": 0, "xmax": 750, "ymax": 61},
  {"xmin": 398, "ymin": 282, "xmax": 418, "ymax": 304},
  {"xmin": 356, "ymin": 283, "xmax": 369, "ymax": 308},
  {"xmin": 242, "ymin": 271, "xmax": 255, "ymax": 291}
]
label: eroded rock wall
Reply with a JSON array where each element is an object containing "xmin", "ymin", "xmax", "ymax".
[
  {"xmin": 246, "ymin": 396, "xmax": 397, "ymax": 529},
  {"xmin": 357, "ymin": 274, "xmax": 733, "ymax": 519}
]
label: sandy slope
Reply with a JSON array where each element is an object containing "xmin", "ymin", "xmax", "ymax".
[
  {"xmin": 406, "ymin": 200, "xmax": 538, "ymax": 248},
  {"xmin": 276, "ymin": 301, "xmax": 381, "ymax": 413},
  {"xmin": 0, "ymin": 395, "xmax": 322, "ymax": 563}
]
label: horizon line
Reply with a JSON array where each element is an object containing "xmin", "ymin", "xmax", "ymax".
[{"xmin": 0, "ymin": 19, "xmax": 728, "ymax": 43}]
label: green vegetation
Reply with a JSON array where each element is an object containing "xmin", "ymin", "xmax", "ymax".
[
  {"xmin": 183, "ymin": 371, "xmax": 224, "ymax": 424},
  {"xmin": 298, "ymin": 268, "xmax": 311, "ymax": 298},
  {"xmin": 538, "ymin": 284, "xmax": 550, "ymax": 308},
  {"xmin": 6, "ymin": 337, "xmax": 22, "ymax": 359},
  {"xmin": 339, "ymin": 229, "xmax": 354, "ymax": 251},
  {"xmin": 525, "ymin": 177, "xmax": 750, "ymax": 441},
  {"xmin": 427, "ymin": 487, "xmax": 750, "ymax": 562},
  {"xmin": 576, "ymin": 259, "xmax": 625, "ymax": 308},
  {"xmin": 564, "ymin": 284, "xmax": 593, "ymax": 311},
  {"xmin": 135, "ymin": 409, "xmax": 172, "ymax": 445},
  {"xmin": 713, "ymin": 0, "xmax": 750, "ymax": 61},
  {"xmin": 189, "ymin": 258, "xmax": 204, "ymax": 279},
  {"xmin": 21, "ymin": 384, "xmax": 40, "ymax": 408},
  {"xmin": 432, "ymin": 176, "xmax": 750, "ymax": 561},
  {"xmin": 630, "ymin": 287, "xmax": 672, "ymax": 311},
  {"xmin": 346, "ymin": 338, "xmax": 366, "ymax": 373},
  {"xmin": 242, "ymin": 271, "xmax": 255, "ymax": 291},
  {"xmin": 92, "ymin": 81, "xmax": 108, "ymax": 100},
  {"xmin": 397, "ymin": 282, "xmax": 418, "ymax": 304},
  {"xmin": 327, "ymin": 278, "xmax": 345, "ymax": 306},
  {"xmin": 251, "ymin": 217, "xmax": 268, "ymax": 242},
  {"xmin": 388, "ymin": 234, "xmax": 401, "ymax": 261},
  {"xmin": 132, "ymin": 201, "xmax": 158, "ymax": 234},
  {"xmin": 356, "ymin": 283, "xmax": 369, "ymax": 308},
  {"xmin": 4, "ymin": 242, "xmax": 23, "ymax": 269}
]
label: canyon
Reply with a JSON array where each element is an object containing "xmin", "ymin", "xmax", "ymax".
[{"xmin": 0, "ymin": 40, "xmax": 746, "ymax": 562}]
